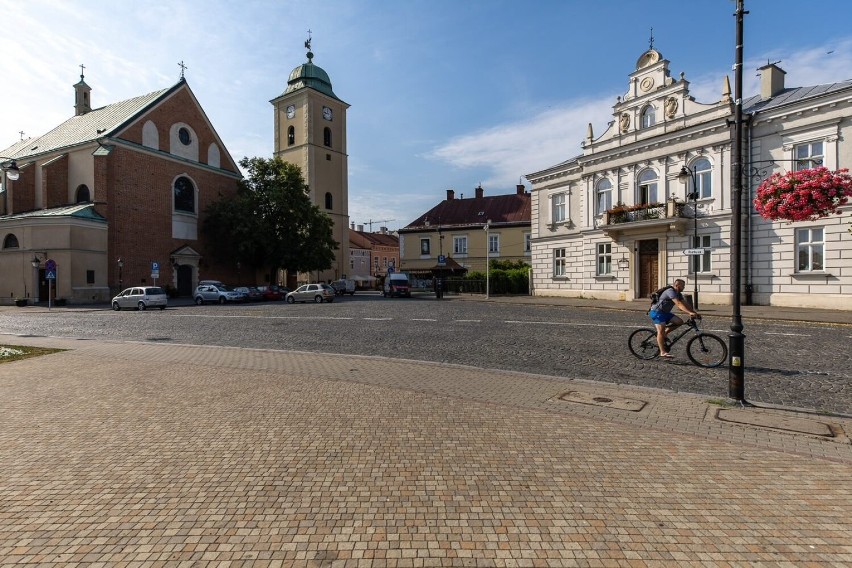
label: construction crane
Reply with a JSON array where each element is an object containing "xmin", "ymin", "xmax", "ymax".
[{"xmin": 361, "ymin": 219, "xmax": 395, "ymax": 231}]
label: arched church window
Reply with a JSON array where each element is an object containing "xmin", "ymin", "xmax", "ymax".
[
  {"xmin": 3, "ymin": 233, "xmax": 19, "ymax": 249},
  {"xmin": 641, "ymin": 105, "xmax": 656, "ymax": 128},
  {"xmin": 325, "ymin": 192, "xmax": 333, "ymax": 210},
  {"xmin": 288, "ymin": 126, "xmax": 295, "ymax": 146},
  {"xmin": 75, "ymin": 184, "xmax": 90, "ymax": 203},
  {"xmin": 323, "ymin": 127, "xmax": 332, "ymax": 148},
  {"xmin": 174, "ymin": 176, "xmax": 195, "ymax": 213}
]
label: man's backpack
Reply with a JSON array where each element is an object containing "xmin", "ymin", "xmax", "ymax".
[{"xmin": 648, "ymin": 285, "xmax": 674, "ymax": 311}]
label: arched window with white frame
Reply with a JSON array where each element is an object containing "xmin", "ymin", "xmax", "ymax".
[
  {"xmin": 689, "ymin": 157, "xmax": 713, "ymax": 199},
  {"xmin": 637, "ymin": 169, "xmax": 658, "ymax": 204},
  {"xmin": 595, "ymin": 178, "xmax": 612, "ymax": 214},
  {"xmin": 641, "ymin": 105, "xmax": 656, "ymax": 128}
]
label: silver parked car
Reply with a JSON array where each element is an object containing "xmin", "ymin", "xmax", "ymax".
[
  {"xmin": 112, "ymin": 286, "xmax": 168, "ymax": 311},
  {"xmin": 286, "ymin": 283, "xmax": 335, "ymax": 303},
  {"xmin": 193, "ymin": 284, "xmax": 244, "ymax": 305}
]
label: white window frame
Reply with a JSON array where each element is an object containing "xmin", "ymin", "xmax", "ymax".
[
  {"xmin": 453, "ymin": 235, "xmax": 468, "ymax": 255},
  {"xmin": 551, "ymin": 192, "xmax": 566, "ymax": 224},
  {"xmin": 488, "ymin": 233, "xmax": 499, "ymax": 255},
  {"xmin": 596, "ymin": 178, "xmax": 612, "ymax": 214},
  {"xmin": 690, "ymin": 157, "xmax": 713, "ymax": 199},
  {"xmin": 637, "ymin": 169, "xmax": 658, "ymax": 204},
  {"xmin": 794, "ymin": 141, "xmax": 824, "ymax": 171},
  {"xmin": 553, "ymin": 248, "xmax": 566, "ymax": 277},
  {"xmin": 596, "ymin": 243, "xmax": 612, "ymax": 275},
  {"xmin": 523, "ymin": 232, "xmax": 531, "ymax": 253},
  {"xmin": 796, "ymin": 227, "xmax": 824, "ymax": 272},
  {"xmin": 641, "ymin": 105, "xmax": 656, "ymax": 128},
  {"xmin": 420, "ymin": 238, "xmax": 430, "ymax": 256},
  {"xmin": 690, "ymin": 235, "xmax": 712, "ymax": 274}
]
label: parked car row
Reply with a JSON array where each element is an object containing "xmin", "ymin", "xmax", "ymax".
[{"xmin": 111, "ymin": 283, "xmax": 336, "ymax": 311}]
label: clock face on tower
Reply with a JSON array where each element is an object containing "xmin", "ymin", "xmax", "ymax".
[
  {"xmin": 286, "ymin": 105, "xmax": 295, "ymax": 119},
  {"xmin": 322, "ymin": 106, "xmax": 333, "ymax": 121}
]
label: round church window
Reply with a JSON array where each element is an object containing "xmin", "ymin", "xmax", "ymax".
[{"xmin": 178, "ymin": 127, "xmax": 191, "ymax": 145}]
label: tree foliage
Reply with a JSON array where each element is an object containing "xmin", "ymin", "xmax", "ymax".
[{"xmin": 203, "ymin": 157, "xmax": 337, "ymax": 278}]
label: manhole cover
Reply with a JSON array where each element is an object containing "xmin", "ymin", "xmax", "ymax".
[{"xmin": 558, "ymin": 391, "xmax": 646, "ymax": 412}]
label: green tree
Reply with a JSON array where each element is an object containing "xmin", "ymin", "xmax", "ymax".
[{"xmin": 204, "ymin": 157, "xmax": 337, "ymax": 280}]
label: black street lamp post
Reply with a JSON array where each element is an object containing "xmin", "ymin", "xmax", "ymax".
[
  {"xmin": 677, "ymin": 166, "xmax": 701, "ymax": 310},
  {"xmin": 729, "ymin": 0, "xmax": 747, "ymax": 402},
  {"xmin": 1, "ymin": 158, "xmax": 21, "ymax": 216}
]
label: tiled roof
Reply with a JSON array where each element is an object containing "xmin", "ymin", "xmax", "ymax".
[
  {"xmin": 1, "ymin": 88, "xmax": 171, "ymax": 160},
  {"xmin": 349, "ymin": 229, "xmax": 398, "ymax": 248},
  {"xmin": 4, "ymin": 203, "xmax": 106, "ymax": 221},
  {"xmin": 403, "ymin": 192, "xmax": 531, "ymax": 231},
  {"xmin": 743, "ymin": 80, "xmax": 852, "ymax": 114}
]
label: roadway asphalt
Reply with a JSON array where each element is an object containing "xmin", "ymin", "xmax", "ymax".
[{"xmin": 0, "ymin": 295, "xmax": 850, "ymax": 566}]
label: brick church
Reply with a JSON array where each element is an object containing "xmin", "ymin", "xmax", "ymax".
[{"xmin": 0, "ymin": 71, "xmax": 241, "ymax": 304}]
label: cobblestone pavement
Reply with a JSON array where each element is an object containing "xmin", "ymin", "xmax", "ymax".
[{"xmin": 0, "ymin": 336, "xmax": 850, "ymax": 566}]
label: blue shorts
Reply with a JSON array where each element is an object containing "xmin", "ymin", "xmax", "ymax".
[{"xmin": 649, "ymin": 310, "xmax": 674, "ymax": 325}]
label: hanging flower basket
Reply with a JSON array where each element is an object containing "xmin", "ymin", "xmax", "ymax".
[{"xmin": 753, "ymin": 167, "xmax": 852, "ymax": 222}]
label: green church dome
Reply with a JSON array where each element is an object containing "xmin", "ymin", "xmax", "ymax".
[{"xmin": 284, "ymin": 51, "xmax": 342, "ymax": 101}]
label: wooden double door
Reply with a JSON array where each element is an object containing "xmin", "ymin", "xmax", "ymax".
[{"xmin": 638, "ymin": 239, "xmax": 659, "ymax": 299}]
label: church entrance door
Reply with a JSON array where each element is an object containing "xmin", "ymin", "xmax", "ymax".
[{"xmin": 177, "ymin": 265, "xmax": 193, "ymax": 297}]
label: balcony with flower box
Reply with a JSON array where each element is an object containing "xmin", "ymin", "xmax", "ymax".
[{"xmin": 600, "ymin": 200, "xmax": 690, "ymax": 239}]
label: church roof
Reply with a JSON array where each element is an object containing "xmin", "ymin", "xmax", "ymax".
[
  {"xmin": 3, "ymin": 203, "xmax": 106, "ymax": 222},
  {"xmin": 283, "ymin": 52, "xmax": 343, "ymax": 102},
  {"xmin": 1, "ymin": 85, "xmax": 175, "ymax": 160}
]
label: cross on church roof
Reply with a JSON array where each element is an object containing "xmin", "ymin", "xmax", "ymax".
[
  {"xmin": 79, "ymin": 63, "xmax": 85, "ymax": 80},
  {"xmin": 178, "ymin": 60, "xmax": 188, "ymax": 79},
  {"xmin": 649, "ymin": 27, "xmax": 655, "ymax": 50}
]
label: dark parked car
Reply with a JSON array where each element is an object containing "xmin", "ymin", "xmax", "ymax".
[{"xmin": 257, "ymin": 285, "xmax": 286, "ymax": 301}]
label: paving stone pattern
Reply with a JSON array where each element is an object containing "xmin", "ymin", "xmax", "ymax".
[{"xmin": 0, "ymin": 338, "xmax": 850, "ymax": 566}]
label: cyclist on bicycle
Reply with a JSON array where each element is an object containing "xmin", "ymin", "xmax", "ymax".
[{"xmin": 649, "ymin": 278, "xmax": 700, "ymax": 359}]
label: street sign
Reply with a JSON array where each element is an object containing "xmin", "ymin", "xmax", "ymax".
[
  {"xmin": 437, "ymin": 254, "xmax": 446, "ymax": 266},
  {"xmin": 152, "ymin": 261, "xmax": 160, "ymax": 271},
  {"xmin": 683, "ymin": 248, "xmax": 707, "ymax": 255},
  {"xmin": 387, "ymin": 266, "xmax": 395, "ymax": 274},
  {"xmin": 46, "ymin": 270, "xmax": 56, "ymax": 280},
  {"xmin": 45, "ymin": 259, "xmax": 57, "ymax": 271}
]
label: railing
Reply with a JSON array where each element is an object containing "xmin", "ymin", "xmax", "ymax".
[{"xmin": 604, "ymin": 201, "xmax": 686, "ymax": 225}]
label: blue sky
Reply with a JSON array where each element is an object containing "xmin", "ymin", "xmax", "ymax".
[{"xmin": 4, "ymin": 0, "xmax": 852, "ymax": 230}]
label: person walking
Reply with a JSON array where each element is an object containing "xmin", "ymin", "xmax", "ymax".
[{"xmin": 648, "ymin": 278, "xmax": 700, "ymax": 358}]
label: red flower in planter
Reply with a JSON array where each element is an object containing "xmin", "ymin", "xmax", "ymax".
[{"xmin": 753, "ymin": 167, "xmax": 852, "ymax": 222}]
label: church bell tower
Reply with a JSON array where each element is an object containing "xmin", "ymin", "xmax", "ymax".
[{"xmin": 271, "ymin": 37, "xmax": 350, "ymax": 284}]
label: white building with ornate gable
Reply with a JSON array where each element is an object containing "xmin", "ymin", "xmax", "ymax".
[{"xmin": 526, "ymin": 48, "xmax": 851, "ymax": 310}]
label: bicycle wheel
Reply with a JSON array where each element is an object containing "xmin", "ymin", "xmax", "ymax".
[
  {"xmin": 628, "ymin": 328, "xmax": 660, "ymax": 360},
  {"xmin": 686, "ymin": 333, "xmax": 728, "ymax": 368}
]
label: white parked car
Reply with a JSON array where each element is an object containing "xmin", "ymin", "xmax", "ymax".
[{"xmin": 112, "ymin": 286, "xmax": 168, "ymax": 311}]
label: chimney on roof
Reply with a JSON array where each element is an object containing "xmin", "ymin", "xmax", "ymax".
[
  {"xmin": 380, "ymin": 226, "xmax": 388, "ymax": 234},
  {"xmin": 350, "ymin": 222, "xmax": 355, "ymax": 230},
  {"xmin": 357, "ymin": 224, "xmax": 364, "ymax": 232},
  {"xmin": 758, "ymin": 62, "xmax": 786, "ymax": 99},
  {"xmin": 516, "ymin": 183, "xmax": 526, "ymax": 195},
  {"xmin": 475, "ymin": 185, "xmax": 484, "ymax": 199},
  {"xmin": 446, "ymin": 189, "xmax": 455, "ymax": 200}
]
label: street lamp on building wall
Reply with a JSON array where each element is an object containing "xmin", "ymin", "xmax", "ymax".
[
  {"xmin": 1, "ymin": 158, "xmax": 21, "ymax": 216},
  {"xmin": 677, "ymin": 165, "xmax": 701, "ymax": 310}
]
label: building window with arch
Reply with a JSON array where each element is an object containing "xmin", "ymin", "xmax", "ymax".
[
  {"xmin": 689, "ymin": 157, "xmax": 713, "ymax": 199},
  {"xmin": 323, "ymin": 127, "xmax": 332, "ymax": 147},
  {"xmin": 637, "ymin": 169, "xmax": 658, "ymax": 204},
  {"xmin": 3, "ymin": 233, "xmax": 19, "ymax": 249},
  {"xmin": 595, "ymin": 178, "xmax": 612, "ymax": 214},
  {"xmin": 324, "ymin": 192, "xmax": 333, "ymax": 210},
  {"xmin": 173, "ymin": 176, "xmax": 195, "ymax": 214},
  {"xmin": 641, "ymin": 105, "xmax": 656, "ymax": 128},
  {"xmin": 75, "ymin": 184, "xmax": 90, "ymax": 203},
  {"xmin": 287, "ymin": 125, "xmax": 295, "ymax": 146}
]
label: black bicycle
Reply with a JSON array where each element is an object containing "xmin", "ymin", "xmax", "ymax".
[{"xmin": 628, "ymin": 316, "xmax": 728, "ymax": 368}]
